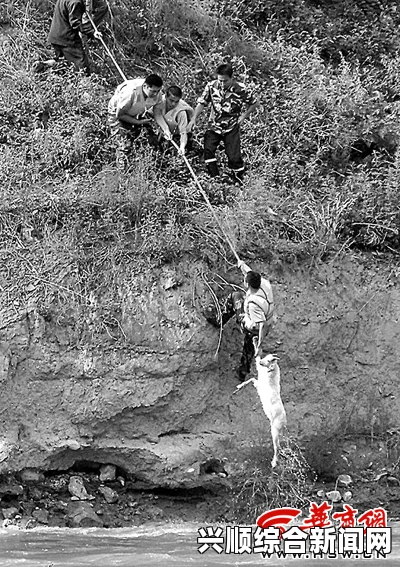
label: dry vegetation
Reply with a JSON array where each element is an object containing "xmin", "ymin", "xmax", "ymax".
[
  {"xmin": 232, "ymin": 437, "xmax": 316, "ymax": 522},
  {"xmin": 1, "ymin": 0, "xmax": 400, "ymax": 522},
  {"xmin": 1, "ymin": 0, "xmax": 399, "ymax": 345}
]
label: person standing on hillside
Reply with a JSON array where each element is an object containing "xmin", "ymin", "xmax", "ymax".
[
  {"xmin": 158, "ymin": 85, "xmax": 194, "ymax": 155},
  {"xmin": 45, "ymin": 0, "xmax": 106, "ymax": 74},
  {"xmin": 33, "ymin": 0, "xmax": 107, "ymax": 74},
  {"xmin": 204, "ymin": 260, "xmax": 275, "ymax": 382},
  {"xmin": 187, "ymin": 63, "xmax": 259, "ymax": 184},
  {"xmin": 47, "ymin": 0, "xmax": 88, "ymax": 72},
  {"xmin": 108, "ymin": 74, "xmax": 172, "ymax": 168}
]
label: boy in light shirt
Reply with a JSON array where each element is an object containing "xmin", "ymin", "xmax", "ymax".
[{"xmin": 159, "ymin": 86, "xmax": 194, "ymax": 155}]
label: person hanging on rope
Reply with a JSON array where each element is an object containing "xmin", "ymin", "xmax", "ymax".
[
  {"xmin": 108, "ymin": 74, "xmax": 172, "ymax": 169},
  {"xmin": 158, "ymin": 86, "xmax": 194, "ymax": 156},
  {"xmin": 204, "ymin": 260, "xmax": 276, "ymax": 382},
  {"xmin": 187, "ymin": 62, "xmax": 259, "ymax": 185}
]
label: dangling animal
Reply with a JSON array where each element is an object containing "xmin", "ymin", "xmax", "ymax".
[{"xmin": 235, "ymin": 347, "xmax": 287, "ymax": 468}]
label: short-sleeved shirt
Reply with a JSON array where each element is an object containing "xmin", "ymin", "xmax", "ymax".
[
  {"xmin": 159, "ymin": 97, "xmax": 194, "ymax": 134},
  {"xmin": 243, "ymin": 278, "xmax": 274, "ymax": 330},
  {"xmin": 108, "ymin": 78, "xmax": 163, "ymax": 126},
  {"xmin": 197, "ymin": 79, "xmax": 256, "ymax": 134}
]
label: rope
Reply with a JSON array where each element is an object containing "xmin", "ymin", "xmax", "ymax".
[
  {"xmin": 170, "ymin": 139, "xmax": 241, "ymax": 263},
  {"xmin": 86, "ymin": 12, "xmax": 241, "ymax": 263},
  {"xmin": 86, "ymin": 13, "xmax": 127, "ymax": 81}
]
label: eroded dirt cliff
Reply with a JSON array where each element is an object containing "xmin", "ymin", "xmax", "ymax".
[{"xmin": 1, "ymin": 252, "xmax": 399, "ymax": 493}]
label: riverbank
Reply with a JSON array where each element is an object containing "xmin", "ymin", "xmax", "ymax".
[{"xmin": 2, "ymin": 445, "xmax": 400, "ymax": 530}]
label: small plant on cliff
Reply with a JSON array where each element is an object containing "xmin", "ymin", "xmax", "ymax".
[{"xmin": 231, "ymin": 437, "xmax": 316, "ymax": 523}]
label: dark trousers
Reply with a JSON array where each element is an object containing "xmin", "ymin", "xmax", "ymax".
[
  {"xmin": 204, "ymin": 125, "xmax": 244, "ymax": 178},
  {"xmin": 222, "ymin": 291, "xmax": 260, "ymax": 380},
  {"xmin": 52, "ymin": 43, "xmax": 89, "ymax": 74},
  {"xmin": 108, "ymin": 117, "xmax": 158, "ymax": 169}
]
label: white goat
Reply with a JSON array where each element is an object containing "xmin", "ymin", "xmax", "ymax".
[{"xmin": 235, "ymin": 347, "xmax": 287, "ymax": 468}]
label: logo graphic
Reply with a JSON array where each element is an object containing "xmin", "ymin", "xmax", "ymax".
[
  {"xmin": 256, "ymin": 507, "xmax": 302, "ymax": 533},
  {"xmin": 197, "ymin": 502, "xmax": 392, "ymax": 558}
]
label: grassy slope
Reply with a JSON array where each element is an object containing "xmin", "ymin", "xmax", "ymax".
[{"xmin": 1, "ymin": 0, "xmax": 400, "ymax": 341}]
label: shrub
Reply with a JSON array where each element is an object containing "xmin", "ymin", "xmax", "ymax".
[{"xmin": 232, "ymin": 437, "xmax": 316, "ymax": 523}]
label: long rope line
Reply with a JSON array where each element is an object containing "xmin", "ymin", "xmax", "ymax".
[
  {"xmin": 170, "ymin": 139, "xmax": 241, "ymax": 263},
  {"xmin": 88, "ymin": 14, "xmax": 241, "ymax": 262},
  {"xmin": 86, "ymin": 13, "xmax": 128, "ymax": 81}
]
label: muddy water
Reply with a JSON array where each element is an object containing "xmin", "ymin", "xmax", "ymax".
[{"xmin": 0, "ymin": 523, "xmax": 399, "ymax": 566}]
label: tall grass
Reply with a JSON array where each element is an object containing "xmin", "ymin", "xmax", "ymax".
[{"xmin": 1, "ymin": 0, "xmax": 399, "ymax": 346}]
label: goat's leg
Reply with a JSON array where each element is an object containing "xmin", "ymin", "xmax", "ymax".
[
  {"xmin": 270, "ymin": 422, "xmax": 281, "ymax": 468},
  {"xmin": 233, "ymin": 377, "xmax": 255, "ymax": 395},
  {"xmin": 270, "ymin": 414, "xmax": 287, "ymax": 467}
]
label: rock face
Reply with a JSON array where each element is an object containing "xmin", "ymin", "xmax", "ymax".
[
  {"xmin": 98, "ymin": 486, "xmax": 118, "ymax": 504},
  {"xmin": 68, "ymin": 476, "xmax": 93, "ymax": 501},
  {"xmin": 67, "ymin": 501, "xmax": 104, "ymax": 528},
  {"xmin": 0, "ymin": 483, "xmax": 23, "ymax": 498},
  {"xmin": 18, "ymin": 469, "xmax": 45, "ymax": 483},
  {"xmin": 325, "ymin": 490, "xmax": 342, "ymax": 503},
  {"xmin": 32, "ymin": 508, "xmax": 49, "ymax": 524},
  {"xmin": 0, "ymin": 255, "xmax": 399, "ymax": 487},
  {"xmin": 2, "ymin": 507, "xmax": 19, "ymax": 520},
  {"xmin": 99, "ymin": 464, "xmax": 117, "ymax": 482},
  {"xmin": 337, "ymin": 474, "xmax": 352, "ymax": 487}
]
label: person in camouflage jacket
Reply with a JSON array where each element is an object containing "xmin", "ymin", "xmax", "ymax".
[{"xmin": 187, "ymin": 63, "xmax": 259, "ymax": 184}]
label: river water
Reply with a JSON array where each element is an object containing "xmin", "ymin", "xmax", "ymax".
[{"xmin": 1, "ymin": 523, "xmax": 399, "ymax": 567}]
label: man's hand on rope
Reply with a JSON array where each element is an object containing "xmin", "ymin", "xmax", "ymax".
[
  {"xmin": 135, "ymin": 118, "xmax": 152, "ymax": 125},
  {"xmin": 186, "ymin": 118, "xmax": 196, "ymax": 132},
  {"xmin": 163, "ymin": 129, "xmax": 172, "ymax": 141}
]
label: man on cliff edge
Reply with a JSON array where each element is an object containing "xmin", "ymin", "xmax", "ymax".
[{"xmin": 204, "ymin": 260, "xmax": 275, "ymax": 382}]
